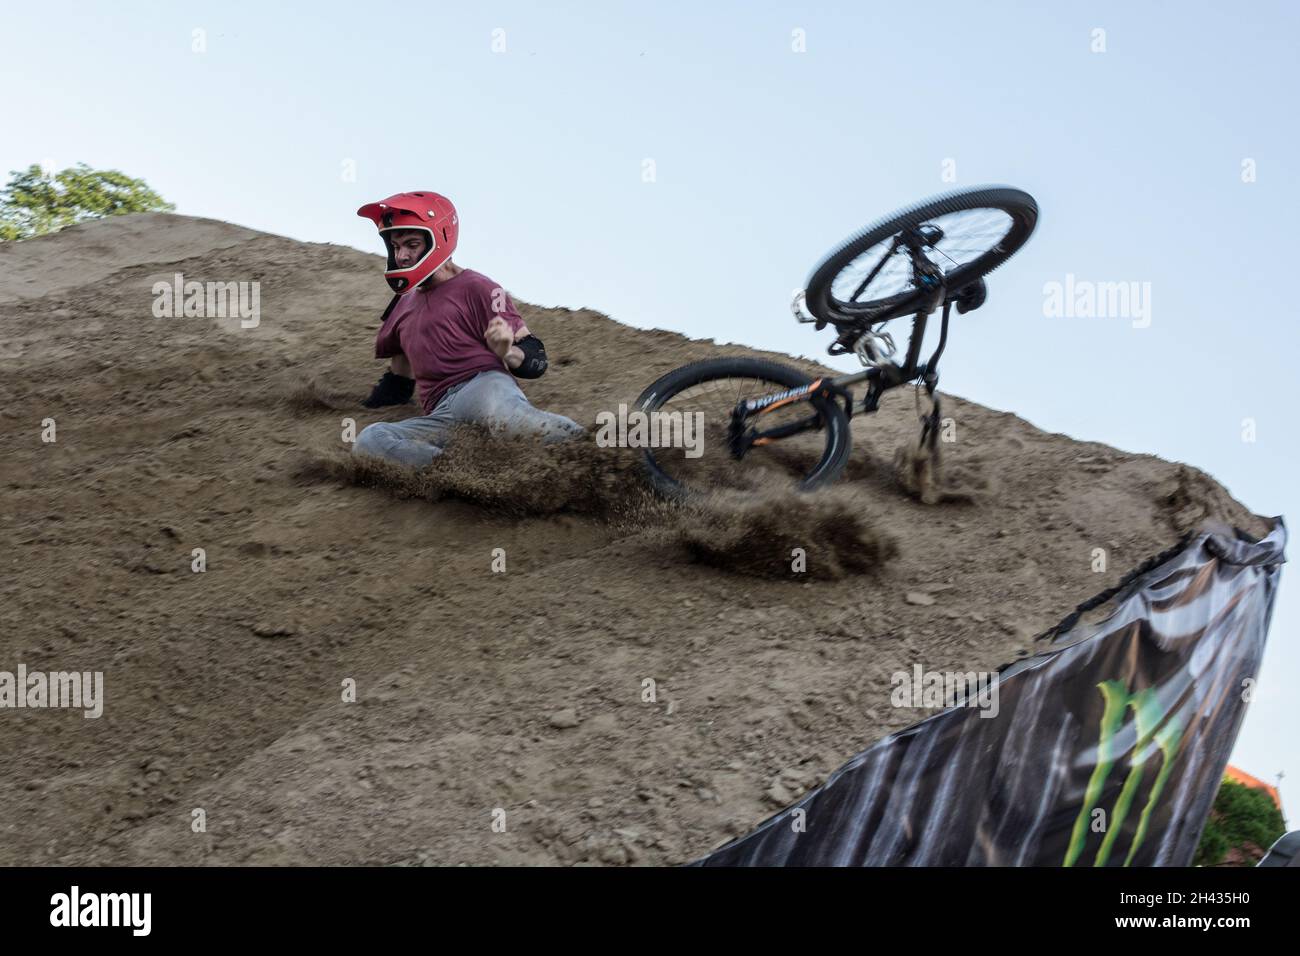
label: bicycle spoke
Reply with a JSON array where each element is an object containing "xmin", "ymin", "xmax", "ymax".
[{"xmin": 828, "ymin": 206, "xmax": 1014, "ymax": 308}]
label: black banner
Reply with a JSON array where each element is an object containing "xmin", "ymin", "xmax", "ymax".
[{"xmin": 693, "ymin": 518, "xmax": 1287, "ymax": 866}]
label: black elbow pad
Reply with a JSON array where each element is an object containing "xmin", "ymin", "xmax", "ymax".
[{"xmin": 513, "ymin": 335, "xmax": 548, "ymax": 379}]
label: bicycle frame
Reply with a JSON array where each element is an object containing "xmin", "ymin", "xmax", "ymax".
[
  {"xmin": 726, "ymin": 216, "xmax": 996, "ymax": 460},
  {"xmin": 728, "ymin": 296, "xmax": 953, "ymax": 458}
]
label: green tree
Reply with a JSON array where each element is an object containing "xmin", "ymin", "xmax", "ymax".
[
  {"xmin": 1194, "ymin": 778, "xmax": 1286, "ymax": 866},
  {"xmin": 0, "ymin": 163, "xmax": 174, "ymax": 241}
]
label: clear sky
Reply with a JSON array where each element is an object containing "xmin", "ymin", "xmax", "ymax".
[{"xmin": 3, "ymin": 0, "xmax": 1295, "ymax": 823}]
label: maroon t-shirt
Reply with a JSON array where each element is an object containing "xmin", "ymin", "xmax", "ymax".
[{"xmin": 374, "ymin": 269, "xmax": 525, "ymax": 413}]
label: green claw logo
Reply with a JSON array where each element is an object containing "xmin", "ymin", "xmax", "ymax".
[{"xmin": 1064, "ymin": 679, "xmax": 1183, "ymax": 867}]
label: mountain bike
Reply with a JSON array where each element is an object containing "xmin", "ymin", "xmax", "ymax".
[{"xmin": 635, "ymin": 185, "xmax": 1039, "ymax": 498}]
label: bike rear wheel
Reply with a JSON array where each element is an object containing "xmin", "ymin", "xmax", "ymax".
[{"xmin": 635, "ymin": 357, "xmax": 851, "ymax": 499}]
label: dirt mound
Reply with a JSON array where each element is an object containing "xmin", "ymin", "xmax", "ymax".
[
  {"xmin": 668, "ymin": 483, "xmax": 898, "ymax": 579},
  {"xmin": 0, "ymin": 213, "xmax": 1272, "ymax": 866},
  {"xmin": 0, "ymin": 211, "xmax": 268, "ymax": 303}
]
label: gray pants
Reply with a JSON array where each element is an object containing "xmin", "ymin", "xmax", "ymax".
[{"xmin": 353, "ymin": 369, "xmax": 585, "ymax": 468}]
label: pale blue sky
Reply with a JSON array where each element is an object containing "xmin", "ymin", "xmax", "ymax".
[{"xmin": 3, "ymin": 0, "xmax": 1295, "ymax": 822}]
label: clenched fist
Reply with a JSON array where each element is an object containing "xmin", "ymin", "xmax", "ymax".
[{"xmin": 485, "ymin": 316, "xmax": 514, "ymax": 359}]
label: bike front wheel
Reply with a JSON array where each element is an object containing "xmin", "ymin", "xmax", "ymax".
[
  {"xmin": 805, "ymin": 185, "xmax": 1039, "ymax": 326},
  {"xmin": 634, "ymin": 357, "xmax": 852, "ymax": 500}
]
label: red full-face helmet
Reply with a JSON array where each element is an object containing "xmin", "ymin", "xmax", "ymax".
[{"xmin": 357, "ymin": 191, "xmax": 459, "ymax": 293}]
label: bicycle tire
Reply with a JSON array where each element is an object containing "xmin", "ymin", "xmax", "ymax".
[
  {"xmin": 805, "ymin": 185, "xmax": 1038, "ymax": 325},
  {"xmin": 635, "ymin": 357, "xmax": 851, "ymax": 499}
]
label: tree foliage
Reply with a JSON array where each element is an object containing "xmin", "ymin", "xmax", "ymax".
[
  {"xmin": 0, "ymin": 163, "xmax": 174, "ymax": 241},
  {"xmin": 1194, "ymin": 778, "xmax": 1286, "ymax": 866}
]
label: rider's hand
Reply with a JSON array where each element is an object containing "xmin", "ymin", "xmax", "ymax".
[
  {"xmin": 485, "ymin": 317, "xmax": 514, "ymax": 359},
  {"xmin": 362, "ymin": 370, "xmax": 415, "ymax": 408}
]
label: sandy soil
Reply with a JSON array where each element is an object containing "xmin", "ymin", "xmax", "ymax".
[{"xmin": 0, "ymin": 213, "xmax": 1271, "ymax": 866}]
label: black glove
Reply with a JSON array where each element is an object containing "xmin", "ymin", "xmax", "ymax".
[{"xmin": 362, "ymin": 371, "xmax": 415, "ymax": 408}]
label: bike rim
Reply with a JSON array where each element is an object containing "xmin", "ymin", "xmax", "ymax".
[
  {"xmin": 829, "ymin": 207, "xmax": 1016, "ymax": 310},
  {"xmin": 643, "ymin": 374, "xmax": 838, "ymax": 496}
]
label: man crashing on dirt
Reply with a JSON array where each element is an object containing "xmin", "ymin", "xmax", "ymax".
[{"xmin": 353, "ymin": 191, "xmax": 584, "ymax": 467}]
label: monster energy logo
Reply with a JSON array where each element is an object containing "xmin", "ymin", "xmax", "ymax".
[{"xmin": 1063, "ymin": 679, "xmax": 1184, "ymax": 867}]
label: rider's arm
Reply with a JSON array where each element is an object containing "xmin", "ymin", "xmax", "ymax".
[
  {"xmin": 503, "ymin": 325, "xmax": 548, "ymax": 379},
  {"xmin": 477, "ymin": 281, "xmax": 546, "ymax": 378},
  {"xmin": 374, "ymin": 298, "xmax": 405, "ymax": 361},
  {"xmin": 365, "ymin": 296, "xmax": 415, "ymax": 407}
]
